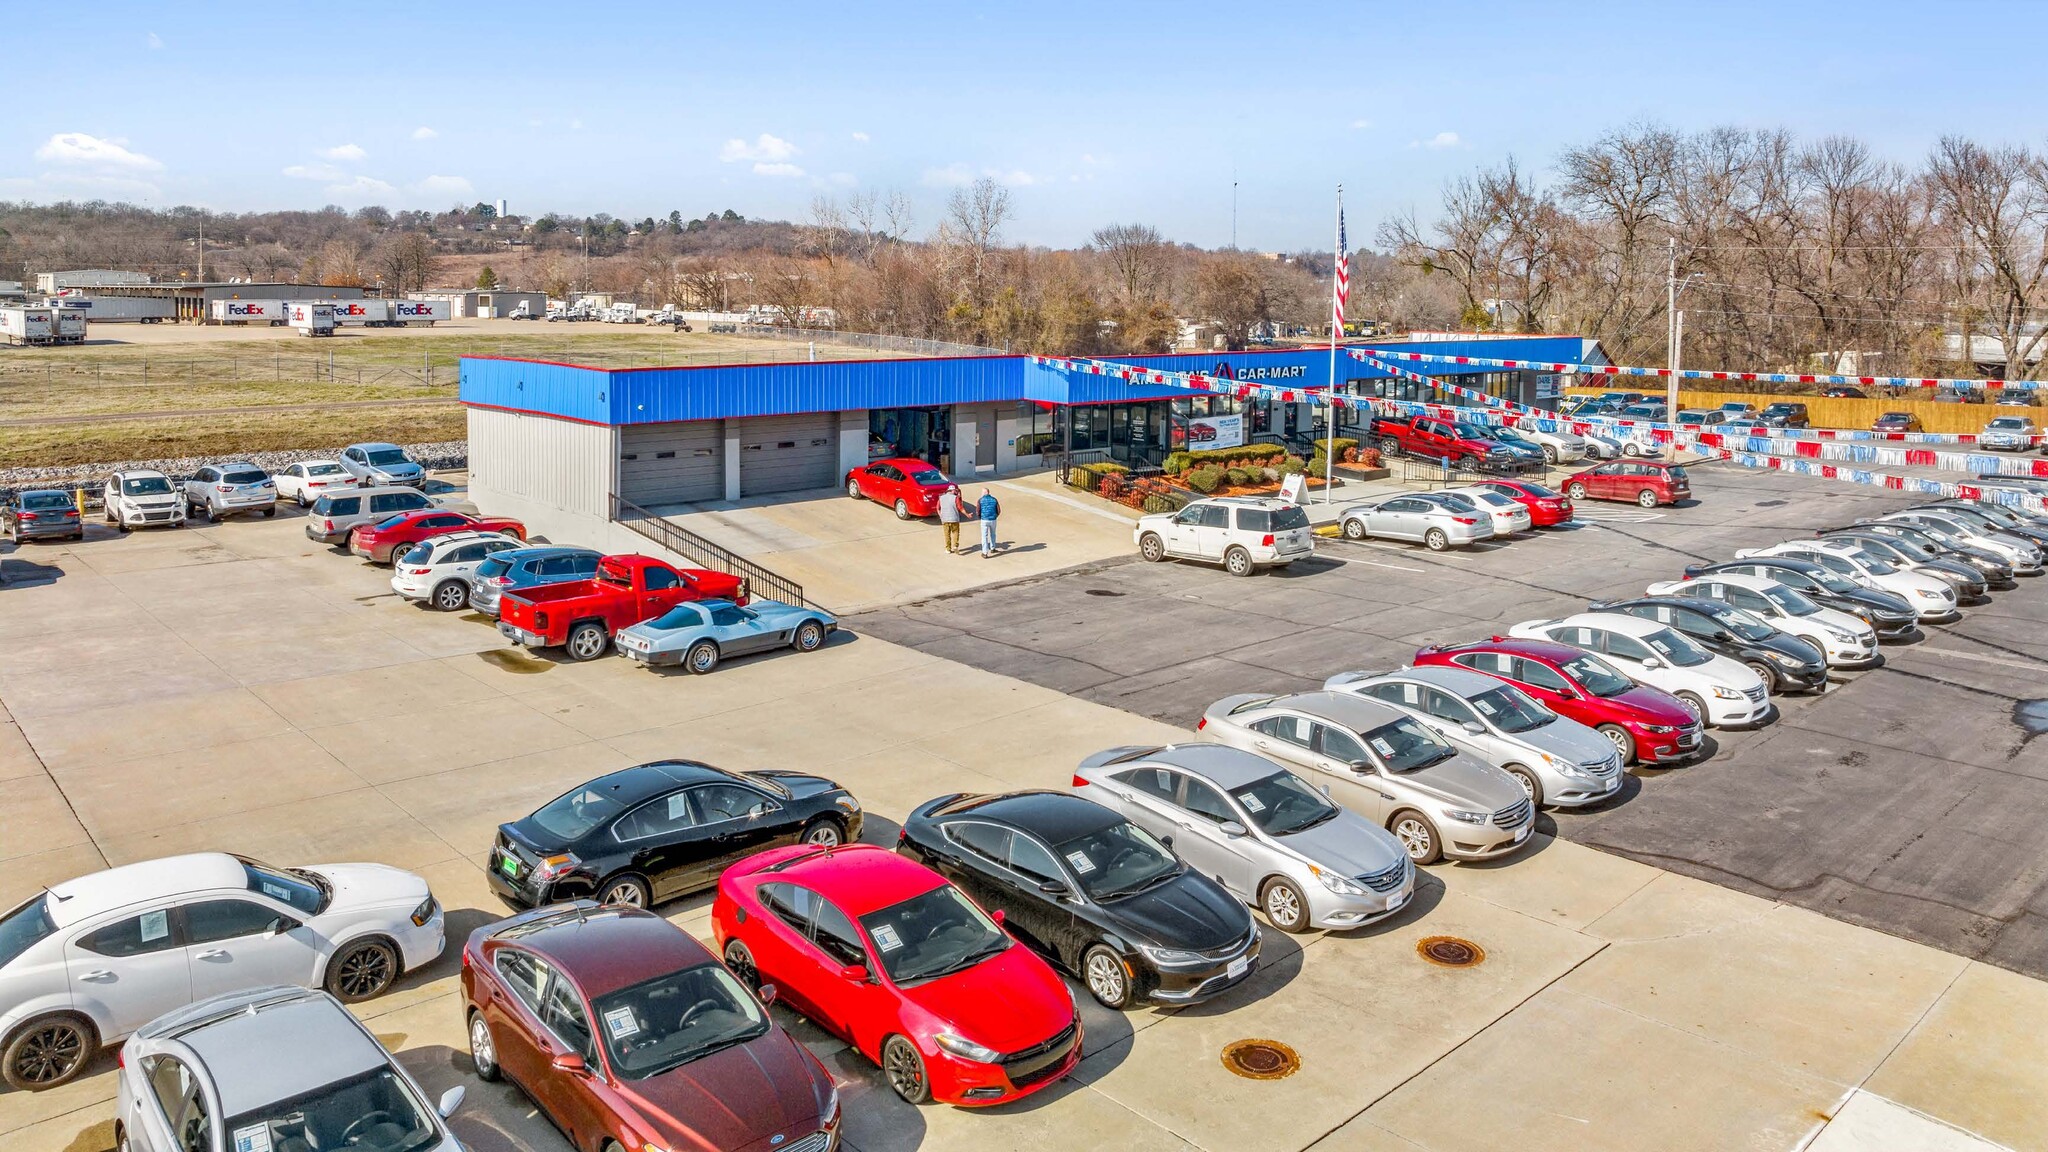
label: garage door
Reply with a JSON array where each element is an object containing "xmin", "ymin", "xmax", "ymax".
[
  {"xmin": 620, "ymin": 421, "xmax": 724, "ymax": 505},
  {"xmin": 738, "ymin": 413, "xmax": 839, "ymax": 496}
]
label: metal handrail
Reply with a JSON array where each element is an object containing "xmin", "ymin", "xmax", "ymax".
[{"xmin": 609, "ymin": 493, "xmax": 814, "ymax": 609}]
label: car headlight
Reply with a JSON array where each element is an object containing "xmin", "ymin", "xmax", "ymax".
[
  {"xmin": 1310, "ymin": 865, "xmax": 1364, "ymax": 895},
  {"xmin": 822, "ymin": 1082, "xmax": 841, "ymax": 1129},
  {"xmin": 1538, "ymin": 751, "xmax": 1591, "ymax": 779},
  {"xmin": 834, "ymin": 794, "xmax": 861, "ymax": 813},
  {"xmin": 1912, "ymin": 588, "xmax": 1941, "ymax": 599},
  {"xmin": 410, "ymin": 895, "xmax": 439, "ymax": 927},
  {"xmin": 1823, "ymin": 628, "xmax": 1856, "ymax": 643},
  {"xmin": 1770, "ymin": 652, "xmax": 1806, "ymax": 668},
  {"xmin": 1711, "ymin": 686, "xmax": 1744, "ymax": 700},
  {"xmin": 1137, "ymin": 943, "xmax": 1198, "ymax": 965},
  {"xmin": 1644, "ymin": 724, "xmax": 1678, "ymax": 734},
  {"xmin": 935, "ymin": 1033, "xmax": 1004, "ymax": 1064},
  {"xmin": 1444, "ymin": 808, "xmax": 1489, "ymax": 825}
]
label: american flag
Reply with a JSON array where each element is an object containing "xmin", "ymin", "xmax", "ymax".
[{"xmin": 1332, "ymin": 188, "xmax": 1349, "ymax": 334}]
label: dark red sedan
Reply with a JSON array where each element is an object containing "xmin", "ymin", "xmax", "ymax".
[
  {"xmin": 1560, "ymin": 460, "xmax": 1691, "ymax": 508},
  {"xmin": 1413, "ymin": 636, "xmax": 1703, "ymax": 764},
  {"xmin": 1468, "ymin": 478, "xmax": 1575, "ymax": 527},
  {"xmin": 462, "ymin": 903, "xmax": 840, "ymax": 1152},
  {"xmin": 713, "ymin": 843, "xmax": 1081, "ymax": 1106},
  {"xmin": 847, "ymin": 457, "xmax": 954, "ymax": 519},
  {"xmin": 350, "ymin": 508, "xmax": 526, "ymax": 563}
]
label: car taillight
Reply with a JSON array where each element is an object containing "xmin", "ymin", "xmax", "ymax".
[
  {"xmin": 1261, "ymin": 533, "xmax": 1275, "ymax": 546},
  {"xmin": 1454, "ymin": 517, "xmax": 1478, "ymax": 525},
  {"xmin": 309, "ymin": 481, "xmax": 326, "ymax": 488},
  {"xmin": 533, "ymin": 854, "xmax": 578, "ymax": 882},
  {"xmin": 488, "ymin": 576, "xmax": 512, "ymax": 586},
  {"xmin": 1072, "ymin": 774, "xmax": 1089, "ymax": 787},
  {"xmin": 216, "ymin": 484, "xmax": 233, "ymax": 492},
  {"xmin": 535, "ymin": 611, "xmax": 550, "ymax": 629},
  {"xmin": 406, "ymin": 567, "xmax": 431, "ymax": 576},
  {"xmin": 1196, "ymin": 717, "xmax": 1208, "ymax": 730},
  {"xmin": 15, "ymin": 512, "xmax": 35, "ymax": 521}
]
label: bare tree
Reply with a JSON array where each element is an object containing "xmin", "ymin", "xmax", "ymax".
[
  {"xmin": 1091, "ymin": 223, "xmax": 1171, "ymax": 304},
  {"xmin": 1928, "ymin": 136, "xmax": 2048, "ymax": 379},
  {"xmin": 945, "ymin": 177, "xmax": 1011, "ymax": 309}
]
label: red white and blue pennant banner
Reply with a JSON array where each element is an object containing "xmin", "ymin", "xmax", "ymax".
[{"xmin": 1351, "ymin": 346, "xmax": 2043, "ymax": 393}]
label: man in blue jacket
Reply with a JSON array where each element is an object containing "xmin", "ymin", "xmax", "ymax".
[{"xmin": 976, "ymin": 488, "xmax": 1001, "ymax": 558}]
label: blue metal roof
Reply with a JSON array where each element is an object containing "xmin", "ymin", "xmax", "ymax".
[{"xmin": 460, "ymin": 336, "xmax": 1602, "ymax": 427}]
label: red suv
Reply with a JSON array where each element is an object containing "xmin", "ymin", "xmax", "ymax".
[
  {"xmin": 350, "ymin": 508, "xmax": 526, "ymax": 564},
  {"xmin": 1413, "ymin": 637, "xmax": 1703, "ymax": 764},
  {"xmin": 1469, "ymin": 478, "xmax": 1574, "ymax": 527},
  {"xmin": 1561, "ymin": 460, "xmax": 1690, "ymax": 508}
]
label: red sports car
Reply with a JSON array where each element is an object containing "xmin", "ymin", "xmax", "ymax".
[
  {"xmin": 1468, "ymin": 478, "xmax": 1575, "ymax": 527},
  {"xmin": 1413, "ymin": 636, "xmax": 1703, "ymax": 764},
  {"xmin": 351, "ymin": 508, "xmax": 526, "ymax": 563},
  {"xmin": 712, "ymin": 843, "xmax": 1081, "ymax": 1106},
  {"xmin": 847, "ymin": 457, "xmax": 955, "ymax": 519},
  {"xmin": 461, "ymin": 903, "xmax": 840, "ymax": 1152}
]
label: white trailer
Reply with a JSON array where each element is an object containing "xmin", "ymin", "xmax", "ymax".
[
  {"xmin": 393, "ymin": 299, "xmax": 449, "ymax": 326},
  {"xmin": 0, "ymin": 307, "xmax": 56, "ymax": 345},
  {"xmin": 288, "ymin": 302, "xmax": 336, "ymax": 337},
  {"xmin": 329, "ymin": 299, "xmax": 393, "ymax": 327},
  {"xmin": 66, "ymin": 295, "xmax": 176, "ymax": 323},
  {"xmin": 51, "ymin": 309, "xmax": 86, "ymax": 344},
  {"xmin": 210, "ymin": 299, "xmax": 287, "ymax": 326}
]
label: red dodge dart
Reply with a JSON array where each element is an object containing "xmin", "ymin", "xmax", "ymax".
[
  {"xmin": 351, "ymin": 508, "xmax": 526, "ymax": 564},
  {"xmin": 847, "ymin": 457, "xmax": 955, "ymax": 519},
  {"xmin": 1468, "ymin": 478, "xmax": 1575, "ymax": 527},
  {"xmin": 1413, "ymin": 636, "xmax": 1703, "ymax": 764},
  {"xmin": 713, "ymin": 843, "xmax": 1081, "ymax": 1106},
  {"xmin": 462, "ymin": 903, "xmax": 841, "ymax": 1152}
]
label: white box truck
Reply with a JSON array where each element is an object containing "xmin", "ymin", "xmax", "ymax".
[
  {"xmin": 288, "ymin": 301, "xmax": 336, "ymax": 337},
  {"xmin": 393, "ymin": 299, "xmax": 449, "ymax": 326},
  {"xmin": 329, "ymin": 299, "xmax": 393, "ymax": 327},
  {"xmin": 0, "ymin": 306, "xmax": 56, "ymax": 345},
  {"xmin": 211, "ymin": 300, "xmax": 286, "ymax": 326}
]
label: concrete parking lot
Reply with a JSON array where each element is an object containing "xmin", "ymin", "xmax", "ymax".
[{"xmin": 3, "ymin": 482, "xmax": 2046, "ymax": 1151}]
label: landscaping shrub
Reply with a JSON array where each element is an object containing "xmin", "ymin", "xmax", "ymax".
[
  {"xmin": 1279, "ymin": 455, "xmax": 1307, "ymax": 476},
  {"xmin": 1162, "ymin": 452, "xmax": 1192, "ymax": 475},
  {"xmin": 1359, "ymin": 446, "xmax": 1383, "ymax": 468},
  {"xmin": 1187, "ymin": 466, "xmax": 1224, "ymax": 493},
  {"xmin": 1143, "ymin": 494, "xmax": 1175, "ymax": 514},
  {"xmin": 1067, "ymin": 461, "xmax": 1129, "ymax": 492},
  {"xmin": 1260, "ymin": 466, "xmax": 1280, "ymax": 482},
  {"xmin": 1226, "ymin": 467, "xmax": 1251, "ymax": 486}
]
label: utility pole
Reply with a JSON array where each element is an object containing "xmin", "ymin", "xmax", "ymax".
[
  {"xmin": 1231, "ymin": 171, "xmax": 1238, "ymax": 250},
  {"xmin": 1666, "ymin": 238, "xmax": 1680, "ymax": 460},
  {"xmin": 197, "ymin": 213, "xmax": 204, "ymax": 282}
]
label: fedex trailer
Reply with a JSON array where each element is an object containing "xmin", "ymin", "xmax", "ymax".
[
  {"xmin": 0, "ymin": 307, "xmax": 56, "ymax": 345},
  {"xmin": 392, "ymin": 299, "xmax": 449, "ymax": 326},
  {"xmin": 51, "ymin": 308, "xmax": 86, "ymax": 344},
  {"xmin": 66, "ymin": 295, "xmax": 175, "ymax": 323},
  {"xmin": 288, "ymin": 301, "xmax": 336, "ymax": 337},
  {"xmin": 329, "ymin": 299, "xmax": 393, "ymax": 327},
  {"xmin": 210, "ymin": 300, "xmax": 286, "ymax": 326}
]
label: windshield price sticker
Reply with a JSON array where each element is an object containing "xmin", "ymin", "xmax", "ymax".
[
  {"xmin": 602, "ymin": 1006, "xmax": 640, "ymax": 1039},
  {"xmin": 872, "ymin": 924, "xmax": 904, "ymax": 952},
  {"xmin": 140, "ymin": 910, "xmax": 169, "ymax": 942},
  {"xmin": 1065, "ymin": 851, "xmax": 1097, "ymax": 874},
  {"xmin": 1369, "ymin": 738, "xmax": 1395, "ymax": 758},
  {"xmin": 261, "ymin": 881, "xmax": 293, "ymax": 902},
  {"xmin": 668, "ymin": 793, "xmax": 689, "ymax": 820},
  {"xmin": 233, "ymin": 1127, "xmax": 274, "ymax": 1152},
  {"xmin": 1238, "ymin": 793, "xmax": 1266, "ymax": 812},
  {"xmin": 1473, "ymin": 698, "xmax": 1497, "ymax": 716},
  {"xmin": 1155, "ymin": 769, "xmax": 1172, "ymax": 790}
]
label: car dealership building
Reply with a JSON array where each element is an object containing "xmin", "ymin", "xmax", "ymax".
[{"xmin": 458, "ymin": 334, "xmax": 1602, "ymax": 546}]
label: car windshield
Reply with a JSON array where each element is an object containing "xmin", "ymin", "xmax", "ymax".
[
  {"xmin": 399, "ymin": 542, "xmax": 433, "ymax": 565},
  {"xmin": 1990, "ymin": 418, "xmax": 2027, "ymax": 430},
  {"xmin": 474, "ymin": 557, "xmax": 511, "ymax": 581},
  {"xmin": 306, "ymin": 462, "xmax": 346, "ymax": 476},
  {"xmin": 1796, "ymin": 566, "xmax": 1859, "ymax": 593},
  {"xmin": 1359, "ymin": 717, "xmax": 1457, "ymax": 772},
  {"xmin": 1763, "ymin": 405, "xmax": 1795, "ymax": 415},
  {"xmin": 1231, "ymin": 773, "xmax": 1339, "ymax": 835},
  {"xmin": 591, "ymin": 962, "xmax": 770, "ymax": 1079},
  {"xmin": 1762, "ymin": 584, "xmax": 1822, "ymax": 615},
  {"xmin": 372, "ymin": 513, "xmax": 409, "ymax": 529},
  {"xmin": 1639, "ymin": 626, "xmax": 1712, "ymax": 667},
  {"xmin": 1430, "ymin": 493, "xmax": 1477, "ymax": 512},
  {"xmin": 1717, "ymin": 607, "xmax": 1779, "ymax": 641},
  {"xmin": 225, "ymin": 1066, "xmax": 438, "ymax": 1152},
  {"xmin": 21, "ymin": 493, "xmax": 70, "ymax": 511},
  {"xmin": 366, "ymin": 449, "xmax": 408, "ymax": 466},
  {"xmin": 1467, "ymin": 684, "xmax": 1555, "ymax": 733},
  {"xmin": 908, "ymin": 468, "xmax": 947, "ymax": 485},
  {"xmin": 1453, "ymin": 423, "xmax": 1498, "ymax": 440},
  {"xmin": 1516, "ymin": 481, "xmax": 1561, "ymax": 499},
  {"xmin": 0, "ymin": 895, "xmax": 55, "ymax": 970},
  {"xmin": 242, "ymin": 859, "xmax": 329, "ymax": 915},
  {"xmin": 1056, "ymin": 820, "xmax": 1182, "ymax": 900},
  {"xmin": 1666, "ymin": 465, "xmax": 1689, "ymax": 479},
  {"xmin": 1846, "ymin": 548, "xmax": 1898, "ymax": 574},
  {"xmin": 1560, "ymin": 653, "xmax": 1635, "ymax": 697},
  {"xmin": 1270, "ymin": 506, "xmax": 1311, "ymax": 531},
  {"xmin": 121, "ymin": 477, "xmax": 172, "ymax": 496},
  {"xmin": 223, "ymin": 470, "xmax": 267, "ymax": 485},
  {"xmin": 1880, "ymin": 413, "xmax": 1910, "ymax": 423},
  {"xmin": 646, "ymin": 605, "xmax": 703, "ymax": 629},
  {"xmin": 861, "ymin": 885, "xmax": 1011, "ymax": 984},
  {"xmin": 1469, "ymin": 491, "xmax": 1517, "ymax": 509},
  {"xmin": 529, "ymin": 785, "xmax": 630, "ymax": 841}
]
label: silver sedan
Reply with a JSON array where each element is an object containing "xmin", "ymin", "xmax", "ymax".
[
  {"xmin": 1338, "ymin": 493, "xmax": 1494, "ymax": 551},
  {"xmin": 1075, "ymin": 743, "xmax": 1414, "ymax": 933}
]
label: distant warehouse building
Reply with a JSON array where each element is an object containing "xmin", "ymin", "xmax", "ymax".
[
  {"xmin": 458, "ymin": 334, "xmax": 1603, "ymax": 548},
  {"xmin": 35, "ymin": 269, "xmax": 153, "ymax": 293},
  {"xmin": 41, "ymin": 281, "xmax": 372, "ymax": 323},
  {"xmin": 413, "ymin": 289, "xmax": 547, "ymax": 319}
]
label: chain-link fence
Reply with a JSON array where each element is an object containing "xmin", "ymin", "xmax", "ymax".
[{"xmin": 726, "ymin": 326, "xmax": 1003, "ymax": 358}]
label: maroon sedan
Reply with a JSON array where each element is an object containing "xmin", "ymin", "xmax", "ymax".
[{"xmin": 463, "ymin": 902, "xmax": 840, "ymax": 1152}]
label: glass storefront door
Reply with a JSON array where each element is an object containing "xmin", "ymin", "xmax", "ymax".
[{"xmin": 870, "ymin": 407, "xmax": 954, "ymax": 471}]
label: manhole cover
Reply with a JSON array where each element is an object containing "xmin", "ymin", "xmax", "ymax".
[
  {"xmin": 1220, "ymin": 1039, "xmax": 1299, "ymax": 1080},
  {"xmin": 1083, "ymin": 588, "xmax": 1125, "ymax": 597},
  {"xmin": 1417, "ymin": 936, "xmax": 1485, "ymax": 967}
]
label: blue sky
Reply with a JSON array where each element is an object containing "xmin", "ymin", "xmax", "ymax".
[{"xmin": 2, "ymin": 1, "xmax": 2036, "ymax": 250}]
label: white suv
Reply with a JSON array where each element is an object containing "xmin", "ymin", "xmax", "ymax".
[
  {"xmin": 1136, "ymin": 496, "xmax": 1314, "ymax": 576},
  {"xmin": 102, "ymin": 470, "xmax": 185, "ymax": 531},
  {"xmin": 391, "ymin": 530, "xmax": 526, "ymax": 611},
  {"xmin": 1508, "ymin": 611, "xmax": 1772, "ymax": 727},
  {"xmin": 0, "ymin": 852, "xmax": 443, "ymax": 1091}
]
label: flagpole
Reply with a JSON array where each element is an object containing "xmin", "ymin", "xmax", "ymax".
[{"xmin": 1325, "ymin": 185, "xmax": 1341, "ymax": 504}]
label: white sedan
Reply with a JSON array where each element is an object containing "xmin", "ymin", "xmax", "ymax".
[
  {"xmin": 1507, "ymin": 612, "xmax": 1771, "ymax": 727},
  {"xmin": 0, "ymin": 852, "xmax": 442, "ymax": 1091},
  {"xmin": 273, "ymin": 460, "xmax": 359, "ymax": 507},
  {"xmin": 1444, "ymin": 486, "xmax": 1534, "ymax": 536},
  {"xmin": 1735, "ymin": 540, "xmax": 1958, "ymax": 622},
  {"xmin": 1647, "ymin": 568, "xmax": 1883, "ymax": 667},
  {"xmin": 390, "ymin": 530, "xmax": 526, "ymax": 611}
]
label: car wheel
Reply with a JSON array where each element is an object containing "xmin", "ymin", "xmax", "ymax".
[
  {"xmin": 1424, "ymin": 528, "xmax": 1450, "ymax": 551},
  {"xmin": 467, "ymin": 1011, "xmax": 501, "ymax": 1082},
  {"xmin": 1623, "ymin": 442, "xmax": 1641, "ymax": 457},
  {"xmin": 1637, "ymin": 488, "xmax": 1659, "ymax": 508},
  {"xmin": 431, "ymin": 581, "xmax": 469, "ymax": 612},
  {"xmin": 1505, "ymin": 764, "xmax": 1544, "ymax": 807},
  {"xmin": 1745, "ymin": 660, "xmax": 1778, "ymax": 691},
  {"xmin": 894, "ymin": 498, "xmax": 912, "ymax": 520},
  {"xmin": 2, "ymin": 1013, "xmax": 96, "ymax": 1092},
  {"xmin": 1139, "ymin": 532, "xmax": 1166, "ymax": 562},
  {"xmin": 847, "ymin": 479, "xmax": 864, "ymax": 500},
  {"xmin": 1567, "ymin": 482, "xmax": 1588, "ymax": 500},
  {"xmin": 1542, "ymin": 445, "xmax": 1558, "ymax": 464},
  {"xmin": 263, "ymin": 506, "xmax": 276, "ymax": 518},
  {"xmin": 1379, "ymin": 436, "xmax": 1402, "ymax": 458},
  {"xmin": 1343, "ymin": 517, "xmax": 1367, "ymax": 540},
  {"xmin": 1260, "ymin": 878, "xmax": 1312, "ymax": 933},
  {"xmin": 1224, "ymin": 546, "xmax": 1255, "ymax": 577},
  {"xmin": 882, "ymin": 1035, "xmax": 932, "ymax": 1104},
  {"xmin": 1390, "ymin": 810, "xmax": 1442, "ymax": 865},
  {"xmin": 1676, "ymin": 691, "xmax": 1707, "ymax": 723},
  {"xmin": 722, "ymin": 939, "xmax": 761, "ymax": 991},
  {"xmin": 325, "ymin": 938, "xmax": 399, "ymax": 1003},
  {"xmin": 793, "ymin": 620, "xmax": 827, "ymax": 651},
  {"xmin": 685, "ymin": 639, "xmax": 720, "ymax": 674},
  {"xmin": 598, "ymin": 874, "xmax": 650, "ymax": 908},
  {"xmin": 1597, "ymin": 723, "xmax": 1637, "ymax": 764},
  {"xmin": 1082, "ymin": 944, "xmax": 1132, "ymax": 1009},
  {"xmin": 565, "ymin": 622, "xmax": 609, "ymax": 662},
  {"xmin": 298, "ymin": 493, "xmax": 311, "ymax": 508},
  {"xmin": 801, "ymin": 816, "xmax": 846, "ymax": 847}
]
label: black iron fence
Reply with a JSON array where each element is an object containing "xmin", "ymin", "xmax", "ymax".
[
  {"xmin": 609, "ymin": 493, "xmax": 814, "ymax": 609},
  {"xmin": 1397, "ymin": 452, "xmax": 1547, "ymax": 487}
]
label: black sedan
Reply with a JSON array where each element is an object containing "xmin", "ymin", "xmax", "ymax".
[
  {"xmin": 488, "ymin": 760, "xmax": 863, "ymax": 909},
  {"xmin": 899, "ymin": 790, "xmax": 1259, "ymax": 1011},
  {"xmin": 1592, "ymin": 596, "xmax": 1828, "ymax": 693},
  {"xmin": 1834, "ymin": 524, "xmax": 2010, "ymax": 592},
  {"xmin": 1681, "ymin": 558, "xmax": 1920, "ymax": 639}
]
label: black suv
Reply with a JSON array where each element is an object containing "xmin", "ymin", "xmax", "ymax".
[
  {"xmin": 1757, "ymin": 402, "xmax": 1810, "ymax": 428},
  {"xmin": 1590, "ymin": 597, "xmax": 1827, "ymax": 693}
]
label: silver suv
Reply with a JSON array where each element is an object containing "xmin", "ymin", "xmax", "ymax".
[
  {"xmin": 305, "ymin": 486, "xmax": 435, "ymax": 545},
  {"xmin": 339, "ymin": 442, "xmax": 427, "ymax": 489},
  {"xmin": 181, "ymin": 463, "xmax": 277, "ymax": 521},
  {"xmin": 117, "ymin": 986, "xmax": 464, "ymax": 1152}
]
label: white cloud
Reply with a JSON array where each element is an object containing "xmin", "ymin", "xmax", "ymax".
[
  {"xmin": 720, "ymin": 133, "xmax": 797, "ymax": 163},
  {"xmin": 412, "ymin": 174, "xmax": 475, "ymax": 199},
  {"xmin": 411, "ymin": 126, "xmax": 437, "ymax": 140},
  {"xmin": 825, "ymin": 171, "xmax": 858, "ymax": 187},
  {"xmin": 320, "ymin": 143, "xmax": 366, "ymax": 161},
  {"xmin": 851, "ymin": 131, "xmax": 870, "ymax": 143},
  {"xmin": 1423, "ymin": 131, "xmax": 1461, "ymax": 150},
  {"xmin": 0, "ymin": 172, "xmax": 161, "ymax": 200},
  {"xmin": 988, "ymin": 169, "xmax": 1039, "ymax": 186},
  {"xmin": 146, "ymin": 31, "xmax": 163, "ymax": 49},
  {"xmin": 36, "ymin": 132, "xmax": 162, "ymax": 171},
  {"xmin": 752, "ymin": 162, "xmax": 805, "ymax": 178},
  {"xmin": 282, "ymin": 162, "xmax": 345, "ymax": 181},
  {"xmin": 1351, "ymin": 118, "xmax": 1372, "ymax": 130},
  {"xmin": 921, "ymin": 163, "xmax": 975, "ymax": 187},
  {"xmin": 325, "ymin": 175, "xmax": 397, "ymax": 200}
]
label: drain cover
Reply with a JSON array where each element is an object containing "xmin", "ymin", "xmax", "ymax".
[
  {"xmin": 1417, "ymin": 936, "xmax": 1485, "ymax": 967},
  {"xmin": 1220, "ymin": 1039, "xmax": 1300, "ymax": 1080}
]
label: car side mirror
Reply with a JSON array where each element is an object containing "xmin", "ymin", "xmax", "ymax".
[
  {"xmin": 1035, "ymin": 880, "xmax": 1070, "ymax": 898},
  {"xmin": 1554, "ymin": 687, "xmax": 1579, "ymax": 700},
  {"xmin": 1714, "ymin": 630, "xmax": 1735, "ymax": 642},
  {"xmin": 1460, "ymin": 720, "xmax": 1485, "ymax": 735},
  {"xmin": 267, "ymin": 916, "xmax": 300, "ymax": 936},
  {"xmin": 991, "ymin": 907, "xmax": 1009, "ymax": 924},
  {"xmin": 551, "ymin": 1052, "xmax": 587, "ymax": 1075},
  {"xmin": 1317, "ymin": 783, "xmax": 1332, "ymax": 797},
  {"xmin": 436, "ymin": 1086, "xmax": 465, "ymax": 1119},
  {"xmin": 757, "ymin": 983, "xmax": 779, "ymax": 1007},
  {"xmin": 1219, "ymin": 821, "xmax": 1248, "ymax": 838},
  {"xmin": 1348, "ymin": 760, "xmax": 1373, "ymax": 773},
  {"xmin": 838, "ymin": 964, "xmax": 870, "ymax": 983},
  {"xmin": 1641, "ymin": 657, "xmax": 1663, "ymax": 670}
]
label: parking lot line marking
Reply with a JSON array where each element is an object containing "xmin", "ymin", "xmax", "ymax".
[
  {"xmin": 990, "ymin": 480, "xmax": 1137, "ymax": 525},
  {"xmin": 1910, "ymin": 645, "xmax": 2048, "ymax": 673}
]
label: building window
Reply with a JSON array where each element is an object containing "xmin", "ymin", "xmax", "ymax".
[{"xmin": 1012, "ymin": 402, "xmax": 1056, "ymax": 456}]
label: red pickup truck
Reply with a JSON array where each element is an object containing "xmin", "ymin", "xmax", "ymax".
[
  {"xmin": 495, "ymin": 554, "xmax": 748, "ymax": 661},
  {"xmin": 1369, "ymin": 414, "xmax": 1533, "ymax": 467}
]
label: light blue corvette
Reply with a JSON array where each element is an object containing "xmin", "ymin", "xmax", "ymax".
[{"xmin": 613, "ymin": 598, "xmax": 838, "ymax": 673}]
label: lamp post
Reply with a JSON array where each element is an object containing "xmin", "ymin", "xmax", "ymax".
[{"xmin": 1665, "ymin": 239, "xmax": 1703, "ymax": 459}]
